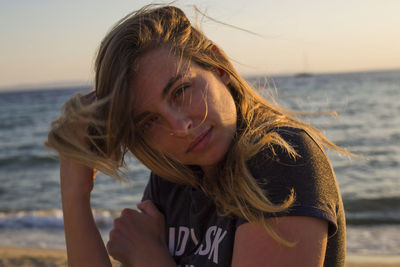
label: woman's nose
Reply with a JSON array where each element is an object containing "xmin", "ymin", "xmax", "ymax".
[{"xmin": 165, "ymin": 110, "xmax": 193, "ymax": 137}]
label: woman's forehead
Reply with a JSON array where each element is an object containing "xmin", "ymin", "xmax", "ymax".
[
  {"xmin": 137, "ymin": 48, "xmax": 189, "ymax": 72},
  {"xmin": 132, "ymin": 48, "xmax": 191, "ymax": 87}
]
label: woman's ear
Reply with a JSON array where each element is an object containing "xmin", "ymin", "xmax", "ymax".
[
  {"xmin": 217, "ymin": 67, "xmax": 230, "ymax": 85},
  {"xmin": 210, "ymin": 44, "xmax": 230, "ymax": 85}
]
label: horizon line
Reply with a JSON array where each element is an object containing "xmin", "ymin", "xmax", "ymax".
[{"xmin": 1, "ymin": 67, "xmax": 399, "ymax": 93}]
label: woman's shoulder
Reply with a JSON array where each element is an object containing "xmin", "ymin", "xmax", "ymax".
[
  {"xmin": 247, "ymin": 126, "xmax": 338, "ymax": 206},
  {"xmin": 250, "ymin": 127, "xmax": 343, "ymax": 238},
  {"xmin": 253, "ymin": 126, "xmax": 326, "ymax": 165},
  {"xmin": 273, "ymin": 126, "xmax": 321, "ymax": 147}
]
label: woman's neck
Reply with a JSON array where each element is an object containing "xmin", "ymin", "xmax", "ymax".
[{"xmin": 201, "ymin": 165, "xmax": 217, "ymax": 179}]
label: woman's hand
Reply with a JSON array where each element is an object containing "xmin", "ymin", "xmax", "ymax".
[{"xmin": 107, "ymin": 200, "xmax": 176, "ymax": 267}]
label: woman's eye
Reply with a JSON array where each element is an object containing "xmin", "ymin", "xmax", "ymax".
[
  {"xmin": 172, "ymin": 85, "xmax": 189, "ymax": 103},
  {"xmin": 142, "ymin": 116, "xmax": 159, "ymax": 130}
]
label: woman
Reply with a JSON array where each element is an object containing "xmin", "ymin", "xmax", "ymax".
[{"xmin": 47, "ymin": 5, "xmax": 347, "ymax": 267}]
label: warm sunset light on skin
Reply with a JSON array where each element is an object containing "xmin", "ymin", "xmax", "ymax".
[{"xmin": 1, "ymin": 0, "xmax": 399, "ymax": 90}]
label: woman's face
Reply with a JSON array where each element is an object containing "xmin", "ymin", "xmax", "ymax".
[{"xmin": 130, "ymin": 48, "xmax": 237, "ymax": 174}]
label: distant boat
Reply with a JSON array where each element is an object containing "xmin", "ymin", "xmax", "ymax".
[
  {"xmin": 295, "ymin": 72, "xmax": 312, "ymax": 78},
  {"xmin": 295, "ymin": 50, "xmax": 312, "ymax": 77}
]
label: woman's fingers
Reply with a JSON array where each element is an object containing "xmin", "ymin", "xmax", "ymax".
[
  {"xmin": 137, "ymin": 200, "xmax": 163, "ymax": 219},
  {"xmin": 107, "ymin": 204, "xmax": 167, "ymax": 266},
  {"xmin": 107, "ymin": 227, "xmax": 135, "ymax": 265},
  {"xmin": 109, "ymin": 202, "xmax": 166, "ymax": 245},
  {"xmin": 80, "ymin": 91, "xmax": 97, "ymax": 105}
]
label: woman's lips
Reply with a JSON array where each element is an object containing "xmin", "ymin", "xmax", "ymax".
[{"xmin": 186, "ymin": 127, "xmax": 213, "ymax": 153}]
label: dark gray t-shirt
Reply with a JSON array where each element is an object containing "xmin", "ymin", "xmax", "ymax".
[{"xmin": 142, "ymin": 128, "xmax": 346, "ymax": 267}]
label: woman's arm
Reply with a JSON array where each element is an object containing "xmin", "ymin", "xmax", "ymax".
[
  {"xmin": 51, "ymin": 91, "xmax": 111, "ymax": 266},
  {"xmin": 60, "ymin": 157, "xmax": 112, "ymax": 267},
  {"xmin": 60, "ymin": 159, "xmax": 176, "ymax": 267},
  {"xmin": 231, "ymin": 216, "xmax": 328, "ymax": 267}
]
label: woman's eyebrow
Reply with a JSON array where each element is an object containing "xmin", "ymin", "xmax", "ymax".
[
  {"xmin": 161, "ymin": 74, "xmax": 183, "ymax": 99},
  {"xmin": 133, "ymin": 74, "xmax": 184, "ymax": 123}
]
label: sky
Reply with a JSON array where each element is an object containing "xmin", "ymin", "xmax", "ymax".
[{"xmin": 1, "ymin": 0, "xmax": 399, "ymax": 90}]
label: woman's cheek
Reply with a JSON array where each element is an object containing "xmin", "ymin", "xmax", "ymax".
[
  {"xmin": 148, "ymin": 131, "xmax": 172, "ymax": 152},
  {"xmin": 192, "ymin": 93, "xmax": 210, "ymax": 119}
]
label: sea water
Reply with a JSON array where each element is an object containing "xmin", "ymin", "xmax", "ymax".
[{"xmin": 0, "ymin": 70, "xmax": 399, "ymax": 256}]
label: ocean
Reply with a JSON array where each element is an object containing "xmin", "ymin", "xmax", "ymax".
[{"xmin": 0, "ymin": 70, "xmax": 399, "ymax": 256}]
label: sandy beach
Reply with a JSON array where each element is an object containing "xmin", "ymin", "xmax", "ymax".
[
  {"xmin": 0, "ymin": 247, "xmax": 399, "ymax": 267},
  {"xmin": 0, "ymin": 247, "xmax": 121, "ymax": 267}
]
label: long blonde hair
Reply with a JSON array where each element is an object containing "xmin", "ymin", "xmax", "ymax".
[{"xmin": 46, "ymin": 5, "xmax": 348, "ymax": 245}]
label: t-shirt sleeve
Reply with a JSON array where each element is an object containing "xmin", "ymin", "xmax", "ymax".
[{"xmin": 236, "ymin": 128, "xmax": 341, "ymax": 237}]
